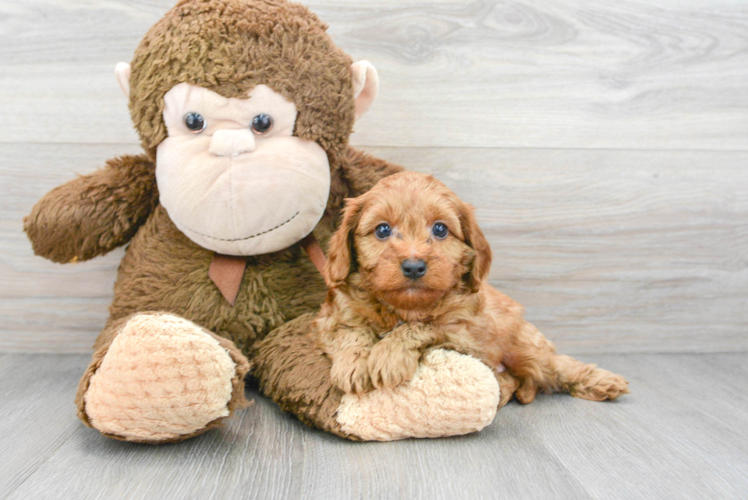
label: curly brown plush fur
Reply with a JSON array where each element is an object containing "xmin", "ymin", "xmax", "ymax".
[
  {"xmin": 129, "ymin": 0, "xmax": 356, "ymax": 159},
  {"xmin": 313, "ymin": 172, "xmax": 630, "ymax": 405},
  {"xmin": 24, "ymin": 154, "xmax": 158, "ymax": 264},
  {"xmin": 23, "ymin": 0, "xmax": 403, "ymax": 443}
]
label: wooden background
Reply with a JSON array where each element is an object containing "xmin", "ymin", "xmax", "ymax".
[{"xmin": 1, "ymin": 0, "xmax": 746, "ymax": 354}]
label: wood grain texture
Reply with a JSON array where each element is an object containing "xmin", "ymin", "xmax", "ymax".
[
  {"xmin": 0, "ymin": 354, "xmax": 88, "ymax": 496},
  {"xmin": 3, "ymin": 144, "xmax": 746, "ymax": 353},
  {"xmin": 529, "ymin": 353, "xmax": 748, "ymax": 499},
  {"xmin": 1, "ymin": 144, "xmax": 137, "ymax": 353},
  {"xmin": 1, "ymin": 353, "xmax": 747, "ymax": 499},
  {"xmin": 0, "ymin": 0, "xmax": 747, "ymax": 149}
]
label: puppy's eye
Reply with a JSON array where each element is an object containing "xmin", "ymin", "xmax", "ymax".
[
  {"xmin": 251, "ymin": 114, "xmax": 274, "ymax": 135},
  {"xmin": 375, "ymin": 223, "xmax": 392, "ymax": 240},
  {"xmin": 432, "ymin": 222, "xmax": 449, "ymax": 239},
  {"xmin": 184, "ymin": 112, "xmax": 206, "ymax": 133}
]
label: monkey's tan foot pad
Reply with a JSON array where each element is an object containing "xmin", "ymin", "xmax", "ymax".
[
  {"xmin": 336, "ymin": 349, "xmax": 499, "ymax": 441},
  {"xmin": 83, "ymin": 313, "xmax": 250, "ymax": 443}
]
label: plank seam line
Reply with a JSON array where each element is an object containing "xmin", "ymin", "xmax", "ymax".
[{"xmin": 1, "ymin": 142, "xmax": 748, "ymax": 154}]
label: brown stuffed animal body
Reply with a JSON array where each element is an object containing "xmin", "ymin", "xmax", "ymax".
[{"xmin": 24, "ymin": 0, "xmax": 501, "ymax": 443}]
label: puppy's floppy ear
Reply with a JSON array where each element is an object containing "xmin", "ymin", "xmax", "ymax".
[
  {"xmin": 325, "ymin": 196, "xmax": 364, "ymax": 288},
  {"xmin": 459, "ymin": 201, "xmax": 492, "ymax": 292}
]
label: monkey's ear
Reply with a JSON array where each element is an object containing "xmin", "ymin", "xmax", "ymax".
[
  {"xmin": 325, "ymin": 197, "xmax": 364, "ymax": 288},
  {"xmin": 351, "ymin": 61, "xmax": 378, "ymax": 120},
  {"xmin": 114, "ymin": 62, "xmax": 131, "ymax": 98},
  {"xmin": 459, "ymin": 202, "xmax": 493, "ymax": 292}
]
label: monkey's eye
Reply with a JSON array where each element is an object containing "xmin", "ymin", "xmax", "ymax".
[
  {"xmin": 183, "ymin": 112, "xmax": 206, "ymax": 133},
  {"xmin": 251, "ymin": 114, "xmax": 274, "ymax": 135},
  {"xmin": 375, "ymin": 223, "xmax": 392, "ymax": 240},
  {"xmin": 432, "ymin": 222, "xmax": 449, "ymax": 239}
]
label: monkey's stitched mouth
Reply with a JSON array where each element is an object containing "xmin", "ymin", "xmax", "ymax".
[{"xmin": 176, "ymin": 211, "xmax": 300, "ymax": 242}]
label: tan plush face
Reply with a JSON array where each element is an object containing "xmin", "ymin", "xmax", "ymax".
[
  {"xmin": 351, "ymin": 176, "xmax": 478, "ymax": 310},
  {"xmin": 156, "ymin": 83, "xmax": 331, "ymax": 255}
]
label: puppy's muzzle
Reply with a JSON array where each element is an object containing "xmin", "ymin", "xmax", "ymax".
[{"xmin": 401, "ymin": 259, "xmax": 427, "ymax": 280}]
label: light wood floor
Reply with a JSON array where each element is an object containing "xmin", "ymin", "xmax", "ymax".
[{"xmin": 1, "ymin": 352, "xmax": 747, "ymax": 499}]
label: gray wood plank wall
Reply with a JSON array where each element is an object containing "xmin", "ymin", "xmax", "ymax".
[{"xmin": 1, "ymin": 0, "xmax": 746, "ymax": 353}]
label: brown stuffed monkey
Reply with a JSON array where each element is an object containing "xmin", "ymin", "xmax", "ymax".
[{"xmin": 24, "ymin": 0, "xmax": 500, "ymax": 443}]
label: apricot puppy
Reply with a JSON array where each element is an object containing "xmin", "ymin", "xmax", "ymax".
[{"xmin": 313, "ymin": 171, "xmax": 629, "ymax": 406}]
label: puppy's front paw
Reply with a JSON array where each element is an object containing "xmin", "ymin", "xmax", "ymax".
[
  {"xmin": 367, "ymin": 341, "xmax": 420, "ymax": 390},
  {"xmin": 330, "ymin": 350, "xmax": 372, "ymax": 395}
]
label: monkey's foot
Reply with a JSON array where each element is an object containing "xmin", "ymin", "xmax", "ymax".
[
  {"xmin": 253, "ymin": 314, "xmax": 499, "ymax": 441},
  {"xmin": 336, "ymin": 349, "xmax": 499, "ymax": 441},
  {"xmin": 82, "ymin": 313, "xmax": 250, "ymax": 443}
]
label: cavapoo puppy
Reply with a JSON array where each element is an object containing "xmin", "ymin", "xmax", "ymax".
[{"xmin": 313, "ymin": 171, "xmax": 628, "ymax": 406}]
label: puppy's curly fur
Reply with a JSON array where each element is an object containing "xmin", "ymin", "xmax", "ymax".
[{"xmin": 313, "ymin": 171, "xmax": 629, "ymax": 407}]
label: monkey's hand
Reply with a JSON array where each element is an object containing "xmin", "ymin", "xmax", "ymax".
[{"xmin": 24, "ymin": 154, "xmax": 157, "ymax": 263}]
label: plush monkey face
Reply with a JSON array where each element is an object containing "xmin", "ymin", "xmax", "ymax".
[
  {"xmin": 117, "ymin": 0, "xmax": 379, "ymax": 256},
  {"xmin": 155, "ymin": 83, "xmax": 330, "ymax": 255}
]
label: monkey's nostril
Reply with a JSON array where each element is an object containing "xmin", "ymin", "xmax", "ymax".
[{"xmin": 401, "ymin": 259, "xmax": 427, "ymax": 280}]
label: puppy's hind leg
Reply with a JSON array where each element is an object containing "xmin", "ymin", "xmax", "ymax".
[
  {"xmin": 552, "ymin": 354, "xmax": 629, "ymax": 401},
  {"xmin": 495, "ymin": 371, "xmax": 520, "ymax": 409},
  {"xmin": 507, "ymin": 322, "xmax": 629, "ymax": 402}
]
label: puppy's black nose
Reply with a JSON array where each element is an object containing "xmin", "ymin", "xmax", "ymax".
[{"xmin": 401, "ymin": 259, "xmax": 427, "ymax": 280}]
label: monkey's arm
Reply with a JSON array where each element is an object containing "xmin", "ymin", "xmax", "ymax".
[
  {"xmin": 340, "ymin": 146, "xmax": 404, "ymax": 198},
  {"xmin": 24, "ymin": 154, "xmax": 158, "ymax": 263}
]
